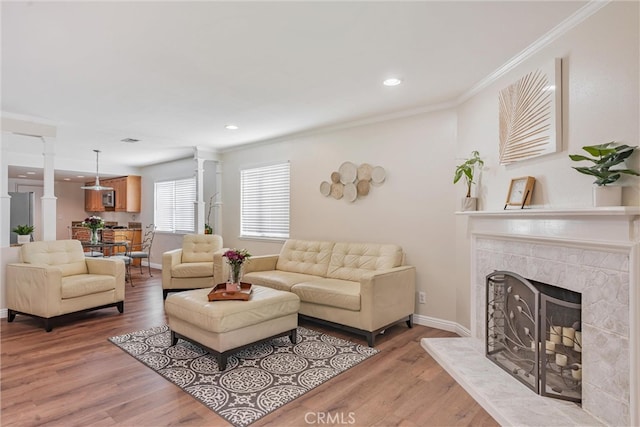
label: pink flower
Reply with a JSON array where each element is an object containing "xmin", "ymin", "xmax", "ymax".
[
  {"xmin": 224, "ymin": 249, "xmax": 251, "ymax": 266},
  {"xmin": 82, "ymin": 215, "xmax": 104, "ymax": 230}
]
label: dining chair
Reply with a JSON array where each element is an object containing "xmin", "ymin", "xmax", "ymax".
[
  {"xmin": 111, "ymin": 232, "xmax": 133, "ymax": 286},
  {"xmin": 130, "ymin": 224, "xmax": 155, "ymax": 276}
]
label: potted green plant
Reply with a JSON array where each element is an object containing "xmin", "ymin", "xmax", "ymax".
[
  {"xmin": 12, "ymin": 224, "xmax": 35, "ymax": 244},
  {"xmin": 454, "ymin": 150, "xmax": 484, "ymax": 211},
  {"xmin": 569, "ymin": 142, "xmax": 639, "ymax": 206}
]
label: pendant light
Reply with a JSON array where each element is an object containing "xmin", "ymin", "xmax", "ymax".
[{"xmin": 80, "ymin": 149, "xmax": 113, "ymax": 190}]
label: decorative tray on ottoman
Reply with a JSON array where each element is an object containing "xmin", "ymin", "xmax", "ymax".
[{"xmin": 208, "ymin": 283, "xmax": 253, "ymax": 301}]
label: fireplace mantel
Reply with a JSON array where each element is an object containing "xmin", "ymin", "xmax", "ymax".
[
  {"xmin": 457, "ymin": 207, "xmax": 640, "ymax": 246},
  {"xmin": 456, "ymin": 206, "xmax": 640, "ymax": 218}
]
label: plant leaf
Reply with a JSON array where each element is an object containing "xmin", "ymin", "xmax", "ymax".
[
  {"xmin": 582, "ymin": 142, "xmax": 616, "ymax": 157},
  {"xmin": 453, "ymin": 169, "xmax": 463, "ymax": 184},
  {"xmin": 569, "ymin": 154, "xmax": 596, "ymax": 162}
]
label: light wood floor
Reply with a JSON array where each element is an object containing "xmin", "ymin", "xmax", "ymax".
[{"xmin": 1, "ymin": 270, "xmax": 498, "ymax": 427}]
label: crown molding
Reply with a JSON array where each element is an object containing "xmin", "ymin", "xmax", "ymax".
[
  {"xmin": 457, "ymin": 0, "xmax": 611, "ymax": 104},
  {"xmin": 223, "ymin": 1, "xmax": 611, "ymax": 152}
]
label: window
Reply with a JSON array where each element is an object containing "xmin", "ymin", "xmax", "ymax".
[
  {"xmin": 241, "ymin": 162, "xmax": 290, "ymax": 239},
  {"xmin": 155, "ymin": 177, "xmax": 196, "ymax": 233}
]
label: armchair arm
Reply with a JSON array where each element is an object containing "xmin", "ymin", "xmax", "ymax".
[
  {"xmin": 214, "ymin": 253, "xmax": 279, "ymax": 282},
  {"xmin": 213, "ymin": 248, "xmax": 230, "ymax": 284},
  {"xmin": 86, "ymin": 257, "xmax": 124, "ymax": 276},
  {"xmin": 359, "ymin": 265, "xmax": 416, "ymax": 331},
  {"xmin": 86, "ymin": 258, "xmax": 126, "ymax": 301},
  {"xmin": 243, "ymin": 254, "xmax": 279, "ymax": 274},
  {"xmin": 162, "ymin": 248, "xmax": 183, "ymax": 288},
  {"xmin": 6, "ymin": 263, "xmax": 63, "ymax": 318}
]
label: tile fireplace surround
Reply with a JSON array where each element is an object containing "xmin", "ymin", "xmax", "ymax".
[{"xmin": 423, "ymin": 208, "xmax": 639, "ymax": 427}]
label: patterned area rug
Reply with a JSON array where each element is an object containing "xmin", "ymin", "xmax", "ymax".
[{"xmin": 109, "ymin": 325, "xmax": 379, "ymax": 427}]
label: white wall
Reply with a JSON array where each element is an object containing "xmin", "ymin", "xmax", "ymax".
[
  {"xmin": 459, "ymin": 1, "xmax": 639, "ymax": 211},
  {"xmin": 139, "ymin": 157, "xmax": 193, "ymax": 265},
  {"xmin": 220, "ymin": 2, "xmax": 638, "ymax": 331},
  {"xmin": 221, "ymin": 109, "xmax": 459, "ymax": 322},
  {"xmin": 53, "ymin": 181, "xmax": 87, "ymax": 239},
  {"xmin": 454, "ymin": 1, "xmax": 639, "ymax": 329}
]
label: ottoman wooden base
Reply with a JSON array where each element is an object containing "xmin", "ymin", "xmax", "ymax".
[
  {"xmin": 171, "ymin": 328, "xmax": 297, "ymax": 371},
  {"xmin": 165, "ymin": 286, "xmax": 300, "ymax": 371}
]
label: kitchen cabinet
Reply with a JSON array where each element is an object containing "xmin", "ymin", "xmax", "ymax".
[
  {"xmin": 84, "ymin": 185, "xmax": 105, "ymax": 212},
  {"xmin": 110, "ymin": 175, "xmax": 141, "ymax": 213},
  {"xmin": 84, "ymin": 175, "xmax": 141, "ymax": 213},
  {"xmin": 111, "ymin": 177, "xmax": 127, "ymax": 211}
]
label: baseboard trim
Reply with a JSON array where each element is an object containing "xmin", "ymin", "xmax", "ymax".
[
  {"xmin": 0, "ymin": 306, "xmax": 472, "ymax": 337},
  {"xmin": 413, "ymin": 314, "xmax": 471, "ymax": 337}
]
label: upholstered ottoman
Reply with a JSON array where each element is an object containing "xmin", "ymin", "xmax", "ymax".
[{"xmin": 165, "ymin": 286, "xmax": 300, "ymax": 370}]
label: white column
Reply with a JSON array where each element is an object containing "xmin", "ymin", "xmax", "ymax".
[
  {"xmin": 215, "ymin": 161, "xmax": 223, "ymax": 236},
  {"xmin": 41, "ymin": 137, "xmax": 57, "ymax": 241},
  {"xmin": 194, "ymin": 154, "xmax": 206, "ymax": 234},
  {"xmin": 0, "ymin": 139, "xmax": 11, "ymax": 247}
]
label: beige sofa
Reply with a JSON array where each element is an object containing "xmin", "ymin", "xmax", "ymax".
[
  {"xmin": 214, "ymin": 239, "xmax": 416, "ymax": 346},
  {"xmin": 162, "ymin": 234, "xmax": 225, "ymax": 299},
  {"xmin": 6, "ymin": 240, "xmax": 125, "ymax": 331}
]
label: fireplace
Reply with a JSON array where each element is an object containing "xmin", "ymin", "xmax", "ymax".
[
  {"xmin": 486, "ymin": 271, "xmax": 582, "ymax": 403},
  {"xmin": 421, "ymin": 207, "xmax": 638, "ymax": 427}
]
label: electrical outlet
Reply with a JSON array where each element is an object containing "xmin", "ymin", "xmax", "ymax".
[{"xmin": 418, "ymin": 291, "xmax": 426, "ymax": 304}]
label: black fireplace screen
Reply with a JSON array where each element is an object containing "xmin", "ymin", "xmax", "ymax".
[{"xmin": 486, "ymin": 271, "xmax": 582, "ymax": 403}]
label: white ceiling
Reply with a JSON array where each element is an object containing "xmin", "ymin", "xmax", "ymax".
[{"xmin": 2, "ymin": 1, "xmax": 588, "ymax": 172}]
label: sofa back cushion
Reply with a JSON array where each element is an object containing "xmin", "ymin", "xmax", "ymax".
[
  {"xmin": 21, "ymin": 239, "xmax": 88, "ymax": 277},
  {"xmin": 182, "ymin": 234, "xmax": 223, "ymax": 263},
  {"xmin": 276, "ymin": 239, "xmax": 335, "ymax": 276},
  {"xmin": 326, "ymin": 242, "xmax": 404, "ymax": 281}
]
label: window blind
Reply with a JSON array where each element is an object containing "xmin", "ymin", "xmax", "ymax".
[
  {"xmin": 155, "ymin": 177, "xmax": 196, "ymax": 233},
  {"xmin": 241, "ymin": 162, "xmax": 290, "ymax": 239}
]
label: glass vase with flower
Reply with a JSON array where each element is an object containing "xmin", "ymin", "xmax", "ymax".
[
  {"xmin": 223, "ymin": 248, "xmax": 251, "ymax": 291},
  {"xmin": 82, "ymin": 215, "xmax": 105, "ymax": 244}
]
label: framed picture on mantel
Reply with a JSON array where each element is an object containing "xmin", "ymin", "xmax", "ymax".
[{"xmin": 504, "ymin": 176, "xmax": 536, "ymax": 209}]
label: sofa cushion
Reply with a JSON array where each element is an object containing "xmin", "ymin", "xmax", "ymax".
[
  {"xmin": 291, "ymin": 279, "xmax": 360, "ymax": 311},
  {"xmin": 275, "ymin": 239, "xmax": 334, "ymax": 277},
  {"xmin": 244, "ymin": 270, "xmax": 321, "ymax": 292},
  {"xmin": 182, "ymin": 234, "xmax": 222, "ymax": 263},
  {"xmin": 326, "ymin": 242, "xmax": 403, "ymax": 281},
  {"xmin": 21, "ymin": 240, "xmax": 88, "ymax": 277},
  {"xmin": 61, "ymin": 274, "xmax": 116, "ymax": 299},
  {"xmin": 172, "ymin": 262, "xmax": 214, "ymax": 278}
]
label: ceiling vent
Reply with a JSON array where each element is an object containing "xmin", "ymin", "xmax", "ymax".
[{"xmin": 120, "ymin": 138, "xmax": 140, "ymax": 143}]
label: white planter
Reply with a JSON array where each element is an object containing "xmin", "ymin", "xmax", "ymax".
[
  {"xmin": 593, "ymin": 185, "xmax": 622, "ymax": 207},
  {"xmin": 461, "ymin": 197, "xmax": 478, "ymax": 211},
  {"xmin": 17, "ymin": 235, "xmax": 31, "ymax": 244}
]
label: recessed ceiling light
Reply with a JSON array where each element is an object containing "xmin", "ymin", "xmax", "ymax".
[
  {"xmin": 26, "ymin": 171, "xmax": 36, "ymax": 175},
  {"xmin": 77, "ymin": 175, "xmax": 85, "ymax": 178},
  {"xmin": 225, "ymin": 124, "xmax": 239, "ymax": 130},
  {"xmin": 17, "ymin": 175, "xmax": 27, "ymax": 178},
  {"xmin": 383, "ymin": 78, "xmax": 403, "ymax": 87},
  {"xmin": 64, "ymin": 178, "xmax": 71, "ymax": 181}
]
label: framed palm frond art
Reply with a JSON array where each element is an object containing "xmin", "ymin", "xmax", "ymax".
[{"xmin": 499, "ymin": 58, "xmax": 562, "ymax": 165}]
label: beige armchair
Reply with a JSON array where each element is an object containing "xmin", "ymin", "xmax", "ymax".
[
  {"xmin": 6, "ymin": 240, "xmax": 125, "ymax": 332},
  {"xmin": 162, "ymin": 234, "xmax": 225, "ymax": 300}
]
